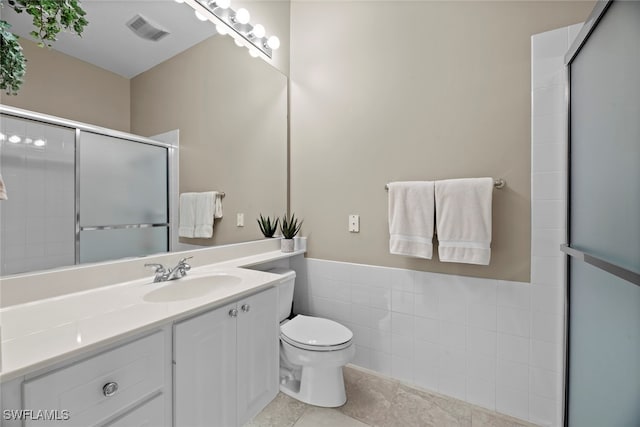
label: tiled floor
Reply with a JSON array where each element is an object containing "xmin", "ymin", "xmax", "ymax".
[{"xmin": 245, "ymin": 366, "xmax": 539, "ymax": 427}]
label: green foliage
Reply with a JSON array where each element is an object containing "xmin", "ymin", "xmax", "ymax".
[
  {"xmin": 257, "ymin": 214, "xmax": 279, "ymax": 238},
  {"xmin": 0, "ymin": 0, "xmax": 88, "ymax": 94},
  {"xmin": 280, "ymin": 213, "xmax": 302, "ymax": 239},
  {"xmin": 0, "ymin": 21, "xmax": 25, "ymax": 95}
]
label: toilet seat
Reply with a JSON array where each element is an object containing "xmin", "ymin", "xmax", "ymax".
[{"xmin": 280, "ymin": 315, "xmax": 353, "ymax": 352}]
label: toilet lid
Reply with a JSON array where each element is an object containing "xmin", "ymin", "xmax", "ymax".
[{"xmin": 280, "ymin": 315, "xmax": 353, "ymax": 348}]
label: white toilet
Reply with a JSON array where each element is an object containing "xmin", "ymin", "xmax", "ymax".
[{"xmin": 270, "ymin": 268, "xmax": 355, "ymax": 407}]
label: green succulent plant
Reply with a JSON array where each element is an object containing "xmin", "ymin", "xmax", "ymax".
[
  {"xmin": 0, "ymin": 0, "xmax": 89, "ymax": 95},
  {"xmin": 280, "ymin": 213, "xmax": 302, "ymax": 240},
  {"xmin": 257, "ymin": 214, "xmax": 279, "ymax": 238}
]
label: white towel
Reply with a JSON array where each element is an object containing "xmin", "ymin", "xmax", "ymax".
[
  {"xmin": 179, "ymin": 193, "xmax": 197, "ymax": 238},
  {"xmin": 0, "ymin": 173, "xmax": 7, "ymax": 200},
  {"xmin": 194, "ymin": 191, "xmax": 216, "ymax": 238},
  {"xmin": 435, "ymin": 178, "xmax": 493, "ymax": 265},
  {"xmin": 388, "ymin": 181, "xmax": 435, "ymax": 259},
  {"xmin": 214, "ymin": 192, "xmax": 223, "ymax": 219}
]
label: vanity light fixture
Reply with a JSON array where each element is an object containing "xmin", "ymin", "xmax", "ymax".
[{"xmin": 177, "ymin": 0, "xmax": 280, "ymax": 59}]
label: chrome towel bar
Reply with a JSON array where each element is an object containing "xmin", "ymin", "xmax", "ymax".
[{"xmin": 385, "ymin": 178, "xmax": 505, "ymax": 190}]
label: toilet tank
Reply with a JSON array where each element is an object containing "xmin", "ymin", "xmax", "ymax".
[{"xmin": 267, "ymin": 268, "xmax": 296, "ymax": 322}]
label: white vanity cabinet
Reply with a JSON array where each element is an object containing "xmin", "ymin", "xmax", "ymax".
[
  {"xmin": 16, "ymin": 330, "xmax": 172, "ymax": 427},
  {"xmin": 174, "ymin": 287, "xmax": 279, "ymax": 427}
]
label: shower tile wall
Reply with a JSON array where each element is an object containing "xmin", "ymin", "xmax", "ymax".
[
  {"xmin": 0, "ymin": 116, "xmax": 76, "ymax": 275},
  {"xmin": 290, "ymin": 23, "xmax": 582, "ymax": 427}
]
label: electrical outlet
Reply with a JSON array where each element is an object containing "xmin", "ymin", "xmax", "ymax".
[
  {"xmin": 237, "ymin": 213, "xmax": 244, "ymax": 227},
  {"xmin": 349, "ymin": 214, "xmax": 360, "ymax": 233}
]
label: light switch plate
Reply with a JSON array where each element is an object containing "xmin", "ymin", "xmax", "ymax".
[
  {"xmin": 237, "ymin": 213, "xmax": 244, "ymax": 227},
  {"xmin": 349, "ymin": 214, "xmax": 360, "ymax": 233}
]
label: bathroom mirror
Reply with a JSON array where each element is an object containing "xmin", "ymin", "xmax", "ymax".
[{"xmin": 0, "ymin": 0, "xmax": 288, "ymax": 276}]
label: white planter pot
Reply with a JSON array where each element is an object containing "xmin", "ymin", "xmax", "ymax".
[{"xmin": 281, "ymin": 238, "xmax": 295, "ymax": 253}]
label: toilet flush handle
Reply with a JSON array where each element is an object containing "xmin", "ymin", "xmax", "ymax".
[{"xmin": 241, "ymin": 304, "xmax": 250, "ymax": 312}]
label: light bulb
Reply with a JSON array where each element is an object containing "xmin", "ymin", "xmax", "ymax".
[
  {"xmin": 216, "ymin": 23, "xmax": 228, "ymax": 35},
  {"xmin": 235, "ymin": 8, "xmax": 250, "ymax": 24},
  {"xmin": 234, "ymin": 38, "xmax": 244, "ymax": 47},
  {"xmin": 267, "ymin": 35, "xmax": 280, "ymax": 50},
  {"xmin": 249, "ymin": 49, "xmax": 259, "ymax": 58},
  {"xmin": 8, "ymin": 135, "xmax": 21, "ymax": 144},
  {"xmin": 25, "ymin": 138, "xmax": 33, "ymax": 144},
  {"xmin": 251, "ymin": 24, "xmax": 265, "ymax": 38},
  {"xmin": 216, "ymin": 0, "xmax": 230, "ymax": 8},
  {"xmin": 0, "ymin": 132, "xmax": 6, "ymax": 141},
  {"xmin": 194, "ymin": 10, "xmax": 208, "ymax": 21},
  {"xmin": 34, "ymin": 139, "xmax": 46, "ymax": 147}
]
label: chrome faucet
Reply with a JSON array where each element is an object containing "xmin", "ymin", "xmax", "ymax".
[{"xmin": 145, "ymin": 257, "xmax": 193, "ymax": 283}]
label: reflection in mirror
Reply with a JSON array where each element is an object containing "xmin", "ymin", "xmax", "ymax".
[{"xmin": 0, "ymin": 1, "xmax": 288, "ymax": 276}]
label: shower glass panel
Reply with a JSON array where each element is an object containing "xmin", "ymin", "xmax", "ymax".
[
  {"xmin": 568, "ymin": 260, "xmax": 640, "ymax": 426},
  {"xmin": 0, "ymin": 115, "xmax": 75, "ymax": 275},
  {"xmin": 79, "ymin": 132, "xmax": 168, "ymax": 263},
  {"xmin": 79, "ymin": 227, "xmax": 169, "ymax": 264},
  {"xmin": 566, "ymin": 1, "xmax": 640, "ymax": 425},
  {"xmin": 79, "ymin": 132, "xmax": 168, "ymax": 226}
]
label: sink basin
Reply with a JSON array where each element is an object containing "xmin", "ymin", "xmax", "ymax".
[{"xmin": 143, "ymin": 274, "xmax": 242, "ymax": 303}]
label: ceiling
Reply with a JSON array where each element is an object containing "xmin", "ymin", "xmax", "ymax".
[{"xmin": 3, "ymin": 0, "xmax": 218, "ymax": 78}]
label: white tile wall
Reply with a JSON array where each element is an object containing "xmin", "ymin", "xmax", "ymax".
[
  {"xmin": 287, "ymin": 22, "xmax": 582, "ymax": 427},
  {"xmin": 295, "ymin": 258, "xmax": 528, "ymax": 417},
  {"xmin": 0, "ymin": 117, "xmax": 76, "ymax": 275}
]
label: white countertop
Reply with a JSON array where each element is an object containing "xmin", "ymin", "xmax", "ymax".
[{"xmin": 0, "ymin": 249, "xmax": 304, "ymax": 383}]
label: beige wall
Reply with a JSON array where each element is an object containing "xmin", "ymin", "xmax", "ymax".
[
  {"xmin": 236, "ymin": 0, "xmax": 291, "ymax": 76},
  {"xmin": 0, "ymin": 39, "xmax": 130, "ymax": 132},
  {"xmin": 289, "ymin": 1, "xmax": 594, "ymax": 282},
  {"xmin": 131, "ymin": 36, "xmax": 288, "ymax": 247}
]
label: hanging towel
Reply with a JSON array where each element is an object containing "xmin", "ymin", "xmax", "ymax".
[
  {"xmin": 214, "ymin": 192, "xmax": 223, "ymax": 219},
  {"xmin": 435, "ymin": 177, "xmax": 493, "ymax": 265},
  {"xmin": 0, "ymin": 173, "xmax": 7, "ymax": 200},
  {"xmin": 179, "ymin": 193, "xmax": 198, "ymax": 238},
  {"xmin": 388, "ymin": 181, "xmax": 435, "ymax": 259},
  {"xmin": 194, "ymin": 191, "xmax": 216, "ymax": 238}
]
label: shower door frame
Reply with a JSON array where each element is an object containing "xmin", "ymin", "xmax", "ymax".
[
  {"xmin": 0, "ymin": 105, "xmax": 178, "ymax": 267},
  {"xmin": 562, "ymin": 0, "xmax": 640, "ymax": 425}
]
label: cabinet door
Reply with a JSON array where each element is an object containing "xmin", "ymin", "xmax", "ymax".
[
  {"xmin": 174, "ymin": 302, "xmax": 237, "ymax": 427},
  {"xmin": 236, "ymin": 288, "xmax": 278, "ymax": 426}
]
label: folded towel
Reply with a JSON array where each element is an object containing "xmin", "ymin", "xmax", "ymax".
[
  {"xmin": 194, "ymin": 191, "xmax": 216, "ymax": 238},
  {"xmin": 214, "ymin": 192, "xmax": 223, "ymax": 219},
  {"xmin": 435, "ymin": 178, "xmax": 493, "ymax": 265},
  {"xmin": 0, "ymin": 173, "xmax": 7, "ymax": 200},
  {"xmin": 179, "ymin": 193, "xmax": 197, "ymax": 238},
  {"xmin": 388, "ymin": 181, "xmax": 435, "ymax": 259}
]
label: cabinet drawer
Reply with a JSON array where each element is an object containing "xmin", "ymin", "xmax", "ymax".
[
  {"xmin": 103, "ymin": 394, "xmax": 165, "ymax": 427},
  {"xmin": 23, "ymin": 331, "xmax": 165, "ymax": 427}
]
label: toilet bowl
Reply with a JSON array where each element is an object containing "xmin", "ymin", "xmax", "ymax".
[
  {"xmin": 279, "ymin": 315, "xmax": 354, "ymax": 407},
  {"xmin": 268, "ymin": 268, "xmax": 355, "ymax": 407}
]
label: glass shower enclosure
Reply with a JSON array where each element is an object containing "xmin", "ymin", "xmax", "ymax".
[
  {"xmin": 0, "ymin": 108, "xmax": 173, "ymax": 276},
  {"xmin": 564, "ymin": 1, "xmax": 640, "ymax": 425}
]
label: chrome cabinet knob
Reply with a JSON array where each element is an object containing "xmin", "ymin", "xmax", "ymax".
[
  {"xmin": 102, "ymin": 382, "xmax": 119, "ymax": 397},
  {"xmin": 241, "ymin": 304, "xmax": 250, "ymax": 312},
  {"xmin": 229, "ymin": 308, "xmax": 238, "ymax": 318}
]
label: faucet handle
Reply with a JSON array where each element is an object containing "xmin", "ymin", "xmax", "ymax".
[
  {"xmin": 144, "ymin": 263, "xmax": 166, "ymax": 273},
  {"xmin": 178, "ymin": 257, "xmax": 193, "ymax": 271}
]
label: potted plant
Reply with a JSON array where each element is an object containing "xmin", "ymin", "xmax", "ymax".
[
  {"xmin": 257, "ymin": 214, "xmax": 279, "ymax": 238},
  {"xmin": 280, "ymin": 213, "xmax": 302, "ymax": 253},
  {"xmin": 1, "ymin": 0, "xmax": 89, "ymax": 95}
]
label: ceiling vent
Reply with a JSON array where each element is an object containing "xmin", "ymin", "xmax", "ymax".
[{"xmin": 126, "ymin": 14, "xmax": 170, "ymax": 42}]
